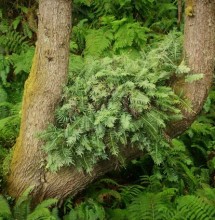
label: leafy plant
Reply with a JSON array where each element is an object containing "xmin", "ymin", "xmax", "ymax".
[
  {"xmin": 40, "ymin": 31, "xmax": 187, "ymax": 172},
  {"xmin": 127, "ymin": 188, "xmax": 176, "ymax": 220},
  {"xmin": 63, "ymin": 180, "xmax": 215, "ymax": 220},
  {"xmin": 124, "ymin": 186, "xmax": 215, "ymax": 220},
  {"xmin": 0, "ymin": 187, "xmax": 58, "ymax": 220},
  {"xmin": 173, "ymin": 194, "xmax": 215, "ymax": 220},
  {"xmin": 177, "ymin": 87, "xmax": 215, "ymax": 183},
  {"xmin": 64, "ymin": 199, "xmax": 106, "ymax": 220},
  {"xmin": 0, "ymin": 10, "xmax": 34, "ymax": 150},
  {"xmin": 0, "ymin": 102, "xmax": 21, "ymax": 148},
  {"xmin": 71, "ymin": 0, "xmax": 178, "ymax": 56}
]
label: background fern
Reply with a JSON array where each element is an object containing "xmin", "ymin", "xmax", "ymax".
[
  {"xmin": 61, "ymin": 181, "xmax": 215, "ymax": 220},
  {"xmin": 64, "ymin": 199, "xmax": 105, "ymax": 220},
  {"xmin": 0, "ymin": 188, "xmax": 58, "ymax": 220},
  {"xmin": 71, "ymin": 0, "xmax": 178, "ymax": 56}
]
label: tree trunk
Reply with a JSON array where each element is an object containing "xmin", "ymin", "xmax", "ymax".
[
  {"xmin": 8, "ymin": 0, "xmax": 71, "ymax": 198},
  {"xmin": 7, "ymin": 0, "xmax": 215, "ymax": 203},
  {"xmin": 166, "ymin": 0, "xmax": 215, "ymax": 137}
]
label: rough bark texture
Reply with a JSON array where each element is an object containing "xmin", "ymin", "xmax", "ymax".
[
  {"xmin": 167, "ymin": 0, "xmax": 215, "ymax": 137},
  {"xmin": 8, "ymin": 0, "xmax": 71, "ymax": 198},
  {"xmin": 8, "ymin": 0, "xmax": 215, "ymax": 203}
]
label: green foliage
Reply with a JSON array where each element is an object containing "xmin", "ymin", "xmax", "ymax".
[
  {"xmin": 0, "ymin": 2, "xmax": 38, "ymax": 39},
  {"xmin": 73, "ymin": 0, "xmax": 177, "ymax": 31},
  {"xmin": 185, "ymin": 73, "xmax": 204, "ymax": 82},
  {"xmin": 0, "ymin": 29, "xmax": 29, "ymax": 54},
  {"xmin": 83, "ymin": 18, "xmax": 150, "ymax": 56},
  {"xmin": 0, "ymin": 2, "xmax": 214, "ymax": 220},
  {"xmin": 0, "ymin": 188, "xmax": 58, "ymax": 220},
  {"xmin": 0, "ymin": 195, "xmax": 12, "ymax": 219},
  {"xmin": 127, "ymin": 188, "xmax": 176, "ymax": 220},
  {"xmin": 62, "ymin": 181, "xmax": 215, "ymax": 220},
  {"xmin": 71, "ymin": 17, "xmax": 150, "ymax": 57},
  {"xmin": 41, "ymin": 31, "xmax": 184, "ymax": 172},
  {"xmin": 173, "ymin": 194, "xmax": 215, "ymax": 220},
  {"xmin": 60, "ymin": 85, "xmax": 215, "ymax": 219},
  {"xmin": 124, "ymin": 186, "xmax": 215, "ymax": 220},
  {"xmin": 0, "ymin": 12, "xmax": 33, "ymax": 86},
  {"xmin": 10, "ymin": 47, "xmax": 35, "ymax": 75},
  {"xmin": 64, "ymin": 199, "xmax": 105, "ymax": 220},
  {"xmin": 150, "ymin": 138, "xmax": 199, "ymax": 193},
  {"xmin": 72, "ymin": 0, "xmax": 178, "ymax": 56},
  {"xmin": 85, "ymin": 29, "xmax": 113, "ymax": 56},
  {"xmin": 0, "ymin": 6, "xmax": 33, "ymax": 152},
  {"xmin": 0, "ymin": 102, "xmax": 21, "ymax": 147},
  {"xmin": 0, "ymin": 7, "xmax": 33, "ymax": 159}
]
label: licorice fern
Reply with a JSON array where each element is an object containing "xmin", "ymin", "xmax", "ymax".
[{"xmin": 40, "ymin": 31, "xmax": 187, "ymax": 173}]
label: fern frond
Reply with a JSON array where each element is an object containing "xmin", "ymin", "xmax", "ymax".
[
  {"xmin": 85, "ymin": 29, "xmax": 113, "ymax": 56},
  {"xmin": 13, "ymin": 186, "xmax": 34, "ymax": 219},
  {"xmin": 65, "ymin": 199, "xmax": 105, "ymax": 220},
  {"xmin": 0, "ymin": 86, "xmax": 7, "ymax": 102},
  {"xmin": 113, "ymin": 21, "xmax": 149, "ymax": 52},
  {"xmin": 10, "ymin": 47, "xmax": 35, "ymax": 75},
  {"xmin": 0, "ymin": 195, "xmax": 12, "ymax": 219},
  {"xmin": 196, "ymin": 185, "xmax": 215, "ymax": 206},
  {"xmin": 34, "ymin": 198, "xmax": 58, "ymax": 210},
  {"xmin": 120, "ymin": 185, "xmax": 144, "ymax": 206},
  {"xmin": 127, "ymin": 188, "xmax": 176, "ymax": 220},
  {"xmin": 27, "ymin": 208, "xmax": 56, "ymax": 220},
  {"xmin": 105, "ymin": 208, "xmax": 127, "ymax": 220},
  {"xmin": 174, "ymin": 195, "xmax": 215, "ymax": 220},
  {"xmin": 0, "ymin": 28, "xmax": 30, "ymax": 53}
]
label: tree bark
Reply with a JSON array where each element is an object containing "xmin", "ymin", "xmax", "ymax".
[
  {"xmin": 166, "ymin": 0, "xmax": 215, "ymax": 137},
  {"xmin": 8, "ymin": 0, "xmax": 71, "ymax": 198},
  {"xmin": 7, "ymin": 0, "xmax": 215, "ymax": 203}
]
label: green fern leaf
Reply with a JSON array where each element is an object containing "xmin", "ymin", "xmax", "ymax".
[
  {"xmin": 85, "ymin": 29, "xmax": 113, "ymax": 56},
  {"xmin": 34, "ymin": 199, "xmax": 58, "ymax": 210},
  {"xmin": 113, "ymin": 23, "xmax": 135, "ymax": 51},
  {"xmin": 127, "ymin": 188, "xmax": 176, "ymax": 220},
  {"xmin": 185, "ymin": 73, "xmax": 204, "ymax": 83},
  {"xmin": 13, "ymin": 186, "xmax": 34, "ymax": 219},
  {"xmin": 120, "ymin": 113, "xmax": 132, "ymax": 130},
  {"xmin": 26, "ymin": 208, "xmax": 53, "ymax": 220},
  {"xmin": 0, "ymin": 196, "xmax": 12, "ymax": 219},
  {"xmin": 174, "ymin": 195, "xmax": 215, "ymax": 220}
]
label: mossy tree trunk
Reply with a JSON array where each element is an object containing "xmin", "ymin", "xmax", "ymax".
[
  {"xmin": 7, "ymin": 0, "xmax": 215, "ymax": 202},
  {"xmin": 8, "ymin": 0, "xmax": 71, "ymax": 200},
  {"xmin": 167, "ymin": 0, "xmax": 215, "ymax": 137}
]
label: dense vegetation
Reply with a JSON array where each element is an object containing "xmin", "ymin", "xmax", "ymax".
[{"xmin": 0, "ymin": 0, "xmax": 215, "ymax": 219}]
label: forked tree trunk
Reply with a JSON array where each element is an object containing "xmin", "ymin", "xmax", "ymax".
[{"xmin": 8, "ymin": 0, "xmax": 215, "ymax": 202}]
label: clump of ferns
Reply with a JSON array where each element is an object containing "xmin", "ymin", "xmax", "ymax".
[
  {"xmin": 41, "ymin": 31, "xmax": 196, "ymax": 173},
  {"xmin": 0, "ymin": 187, "xmax": 58, "ymax": 220}
]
